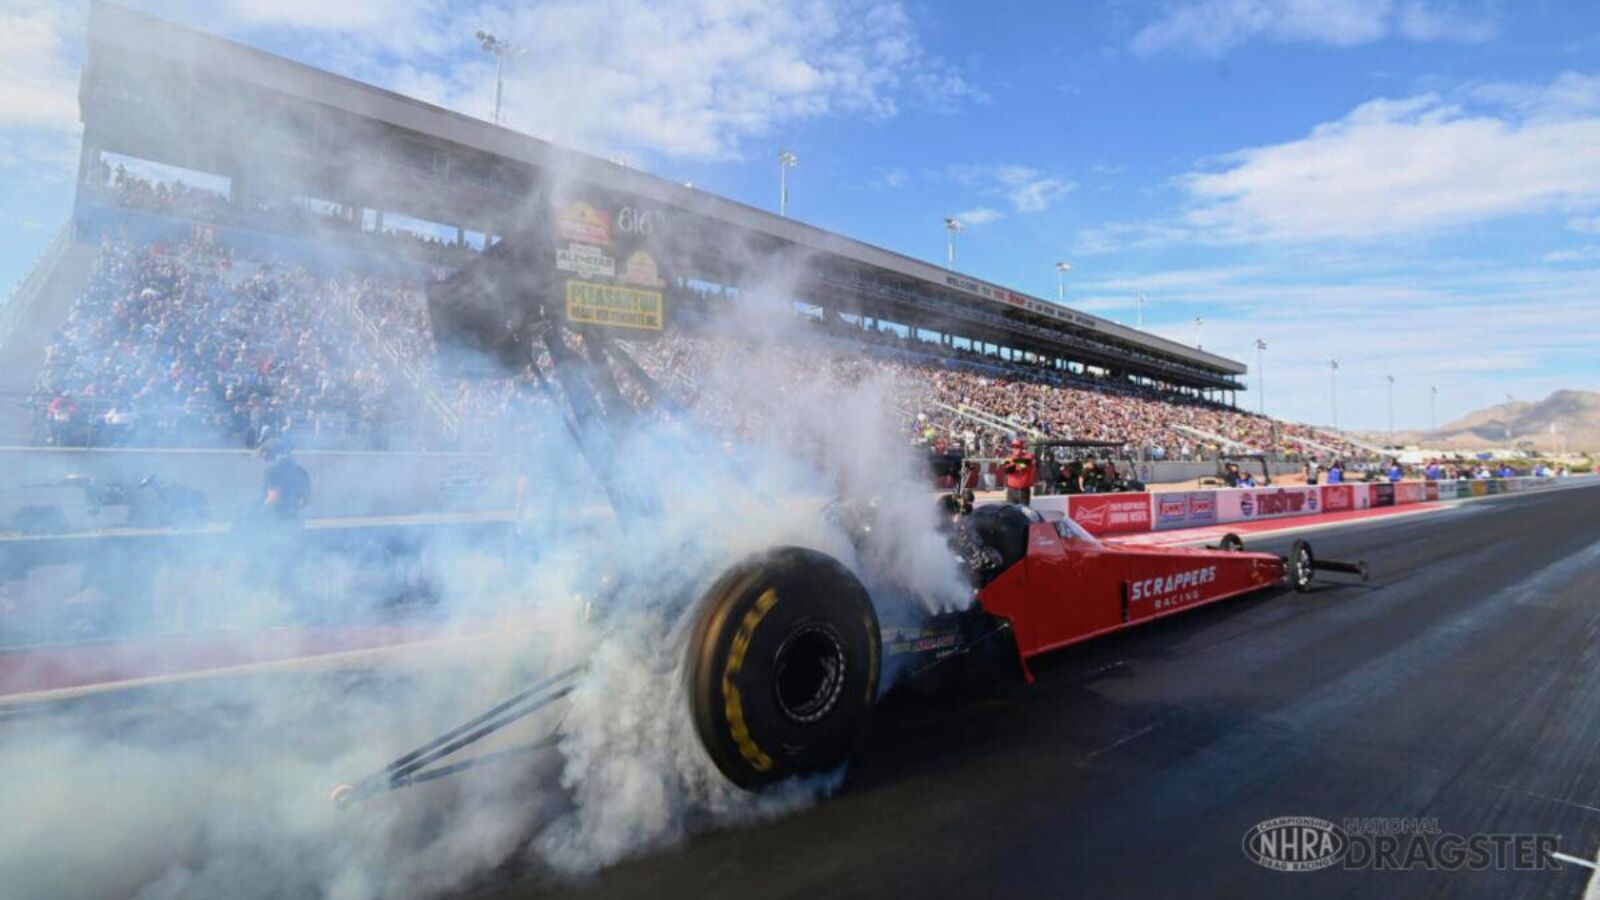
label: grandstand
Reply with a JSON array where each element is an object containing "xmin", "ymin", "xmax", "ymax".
[{"xmin": 0, "ymin": 2, "xmax": 1366, "ymax": 467}]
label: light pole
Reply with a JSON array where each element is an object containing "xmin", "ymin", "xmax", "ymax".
[
  {"xmin": 1386, "ymin": 374, "xmax": 1395, "ymax": 446},
  {"xmin": 475, "ymin": 31, "xmax": 521, "ymax": 125},
  {"xmin": 1194, "ymin": 316, "xmax": 1205, "ymax": 349},
  {"xmin": 1055, "ymin": 261, "xmax": 1071, "ymax": 301},
  {"xmin": 1255, "ymin": 339, "xmax": 1267, "ymax": 415},
  {"xmin": 943, "ymin": 217, "xmax": 963, "ymax": 268},
  {"xmin": 1137, "ymin": 293, "xmax": 1146, "ymax": 329},
  {"xmin": 777, "ymin": 150, "xmax": 797, "ymax": 216},
  {"xmin": 1329, "ymin": 358, "xmax": 1340, "ymax": 432}
]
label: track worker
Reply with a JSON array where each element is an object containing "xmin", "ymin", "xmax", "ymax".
[
  {"xmin": 1002, "ymin": 438, "xmax": 1037, "ymax": 506},
  {"xmin": 259, "ymin": 439, "xmax": 311, "ymax": 521}
]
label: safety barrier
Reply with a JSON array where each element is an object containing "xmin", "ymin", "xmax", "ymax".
[{"xmin": 1033, "ymin": 476, "xmax": 1578, "ymax": 537}]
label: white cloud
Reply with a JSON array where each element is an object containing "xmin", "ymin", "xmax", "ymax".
[
  {"xmin": 1131, "ymin": 0, "xmax": 1495, "ymax": 58},
  {"xmin": 1178, "ymin": 75, "xmax": 1600, "ymax": 242},
  {"xmin": 954, "ymin": 207, "xmax": 1002, "ymax": 225},
  {"xmin": 473, "ymin": 0, "xmax": 980, "ymax": 159},
  {"xmin": 1570, "ymin": 216, "xmax": 1600, "ymax": 235},
  {"xmin": 879, "ymin": 167, "xmax": 909, "ymax": 188},
  {"xmin": 123, "ymin": 0, "xmax": 979, "ymax": 162},
  {"xmin": 0, "ymin": 0, "xmax": 82, "ymax": 131},
  {"xmin": 1544, "ymin": 245, "xmax": 1600, "ymax": 263},
  {"xmin": 949, "ymin": 164, "xmax": 1075, "ymax": 213}
]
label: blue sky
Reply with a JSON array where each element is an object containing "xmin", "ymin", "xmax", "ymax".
[{"xmin": 0, "ymin": 0, "xmax": 1596, "ymax": 431}]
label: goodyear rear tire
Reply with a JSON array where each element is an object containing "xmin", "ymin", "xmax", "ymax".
[{"xmin": 688, "ymin": 547, "xmax": 880, "ymax": 791}]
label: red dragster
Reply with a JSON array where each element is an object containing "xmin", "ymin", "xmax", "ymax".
[
  {"xmin": 330, "ymin": 501, "xmax": 1367, "ymax": 801},
  {"xmin": 953, "ymin": 503, "xmax": 1364, "ymax": 682}
]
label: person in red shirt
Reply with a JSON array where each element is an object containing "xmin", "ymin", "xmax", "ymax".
[{"xmin": 1002, "ymin": 438, "xmax": 1036, "ymax": 506}]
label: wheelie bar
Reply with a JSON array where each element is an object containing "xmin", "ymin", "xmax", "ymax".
[
  {"xmin": 1314, "ymin": 558, "xmax": 1370, "ymax": 581},
  {"xmin": 330, "ymin": 664, "xmax": 585, "ymax": 807}
]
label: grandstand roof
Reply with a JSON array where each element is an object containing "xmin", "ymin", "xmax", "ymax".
[{"xmin": 77, "ymin": 1, "xmax": 1247, "ymax": 390}]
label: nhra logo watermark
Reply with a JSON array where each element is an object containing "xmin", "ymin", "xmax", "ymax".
[
  {"xmin": 1243, "ymin": 817, "xmax": 1564, "ymax": 873},
  {"xmin": 1242, "ymin": 817, "xmax": 1345, "ymax": 871}
]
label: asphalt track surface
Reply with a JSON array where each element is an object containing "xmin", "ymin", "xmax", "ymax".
[{"xmin": 474, "ymin": 481, "xmax": 1600, "ymax": 900}]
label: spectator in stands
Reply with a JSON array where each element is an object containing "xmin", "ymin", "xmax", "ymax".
[
  {"xmin": 1304, "ymin": 459, "xmax": 1320, "ymax": 485},
  {"xmin": 1239, "ymin": 470, "xmax": 1257, "ymax": 488},
  {"xmin": 1326, "ymin": 460, "xmax": 1344, "ymax": 484},
  {"xmin": 45, "ymin": 393, "xmax": 81, "ymax": 446},
  {"xmin": 1001, "ymin": 438, "xmax": 1036, "ymax": 505},
  {"xmin": 1387, "ymin": 459, "xmax": 1403, "ymax": 483},
  {"xmin": 1424, "ymin": 459, "xmax": 1442, "ymax": 480},
  {"xmin": 1223, "ymin": 461, "xmax": 1242, "ymax": 488}
]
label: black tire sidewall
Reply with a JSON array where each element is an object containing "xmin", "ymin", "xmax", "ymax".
[{"xmin": 689, "ymin": 548, "xmax": 880, "ymax": 790}]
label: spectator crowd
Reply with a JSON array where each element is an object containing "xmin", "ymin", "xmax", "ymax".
[{"xmin": 31, "ymin": 234, "xmax": 1370, "ymax": 463}]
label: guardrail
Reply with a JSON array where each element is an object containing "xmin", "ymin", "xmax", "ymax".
[{"xmin": 1031, "ymin": 476, "xmax": 1583, "ymax": 537}]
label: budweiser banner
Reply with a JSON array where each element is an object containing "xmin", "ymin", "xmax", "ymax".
[{"xmin": 1067, "ymin": 493, "xmax": 1153, "ymax": 536}]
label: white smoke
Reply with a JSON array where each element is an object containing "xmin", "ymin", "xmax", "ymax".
[{"xmin": 0, "ymin": 263, "xmax": 969, "ymax": 897}]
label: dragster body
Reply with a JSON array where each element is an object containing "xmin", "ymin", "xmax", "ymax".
[{"xmin": 964, "ymin": 505, "xmax": 1288, "ymax": 680}]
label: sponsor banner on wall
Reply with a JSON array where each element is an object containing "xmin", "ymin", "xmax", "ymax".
[
  {"xmin": 555, "ymin": 242, "xmax": 615, "ymax": 278},
  {"xmin": 1469, "ymin": 480, "xmax": 1488, "ymax": 496},
  {"xmin": 619, "ymin": 250, "xmax": 665, "ymax": 287},
  {"xmin": 1068, "ymin": 493, "xmax": 1153, "ymax": 535},
  {"xmin": 1486, "ymin": 479, "xmax": 1503, "ymax": 495},
  {"xmin": 1321, "ymin": 484, "xmax": 1355, "ymax": 513},
  {"xmin": 1425, "ymin": 481, "xmax": 1440, "ymax": 502},
  {"xmin": 1217, "ymin": 486, "xmax": 1321, "ymax": 522},
  {"xmin": 557, "ymin": 200, "xmax": 612, "ymax": 245},
  {"xmin": 1151, "ymin": 491, "xmax": 1220, "ymax": 531},
  {"xmin": 1503, "ymin": 478, "xmax": 1524, "ymax": 494},
  {"xmin": 1372, "ymin": 483, "xmax": 1395, "ymax": 507},
  {"xmin": 1395, "ymin": 482, "xmax": 1425, "ymax": 505}
]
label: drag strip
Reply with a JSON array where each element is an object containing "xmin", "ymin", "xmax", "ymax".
[{"xmin": 473, "ymin": 479, "xmax": 1600, "ymax": 900}]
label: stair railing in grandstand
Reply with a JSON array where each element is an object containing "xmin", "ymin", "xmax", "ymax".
[
  {"xmin": 1171, "ymin": 423, "xmax": 1256, "ymax": 457},
  {"xmin": 924, "ymin": 397, "xmax": 1047, "ymax": 441},
  {"xmin": 0, "ymin": 223, "xmax": 70, "ymax": 353},
  {"xmin": 340, "ymin": 291, "xmax": 461, "ymax": 439}
]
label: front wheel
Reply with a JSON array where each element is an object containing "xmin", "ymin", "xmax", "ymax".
[
  {"xmin": 687, "ymin": 547, "xmax": 880, "ymax": 791},
  {"xmin": 1287, "ymin": 540, "xmax": 1315, "ymax": 592}
]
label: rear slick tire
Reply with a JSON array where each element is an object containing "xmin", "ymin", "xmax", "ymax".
[{"xmin": 687, "ymin": 547, "xmax": 881, "ymax": 791}]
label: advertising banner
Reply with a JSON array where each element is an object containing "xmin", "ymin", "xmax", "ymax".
[
  {"xmin": 1372, "ymin": 483, "xmax": 1395, "ymax": 507},
  {"xmin": 1486, "ymin": 479, "xmax": 1503, "ymax": 495},
  {"xmin": 1424, "ymin": 481, "xmax": 1440, "ymax": 502},
  {"xmin": 1395, "ymin": 482, "xmax": 1424, "ymax": 505},
  {"xmin": 1152, "ymin": 491, "xmax": 1220, "ymax": 531},
  {"xmin": 1067, "ymin": 493, "xmax": 1153, "ymax": 536},
  {"xmin": 1321, "ymin": 484, "xmax": 1356, "ymax": 513},
  {"xmin": 1504, "ymin": 478, "xmax": 1524, "ymax": 494},
  {"xmin": 1218, "ymin": 486, "xmax": 1320, "ymax": 522},
  {"xmin": 1469, "ymin": 480, "xmax": 1488, "ymax": 497}
]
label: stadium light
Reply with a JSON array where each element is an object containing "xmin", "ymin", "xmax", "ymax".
[
  {"xmin": 1255, "ymin": 339, "xmax": 1267, "ymax": 416},
  {"xmin": 778, "ymin": 150, "xmax": 798, "ymax": 216},
  {"xmin": 1055, "ymin": 261, "xmax": 1071, "ymax": 302},
  {"xmin": 475, "ymin": 31, "xmax": 523, "ymax": 125},
  {"xmin": 1329, "ymin": 358, "xmax": 1340, "ymax": 432},
  {"xmin": 1194, "ymin": 315, "xmax": 1204, "ymax": 349},
  {"xmin": 944, "ymin": 217, "xmax": 963, "ymax": 268},
  {"xmin": 1386, "ymin": 374, "xmax": 1396, "ymax": 446},
  {"xmin": 1136, "ymin": 293, "xmax": 1146, "ymax": 329}
]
